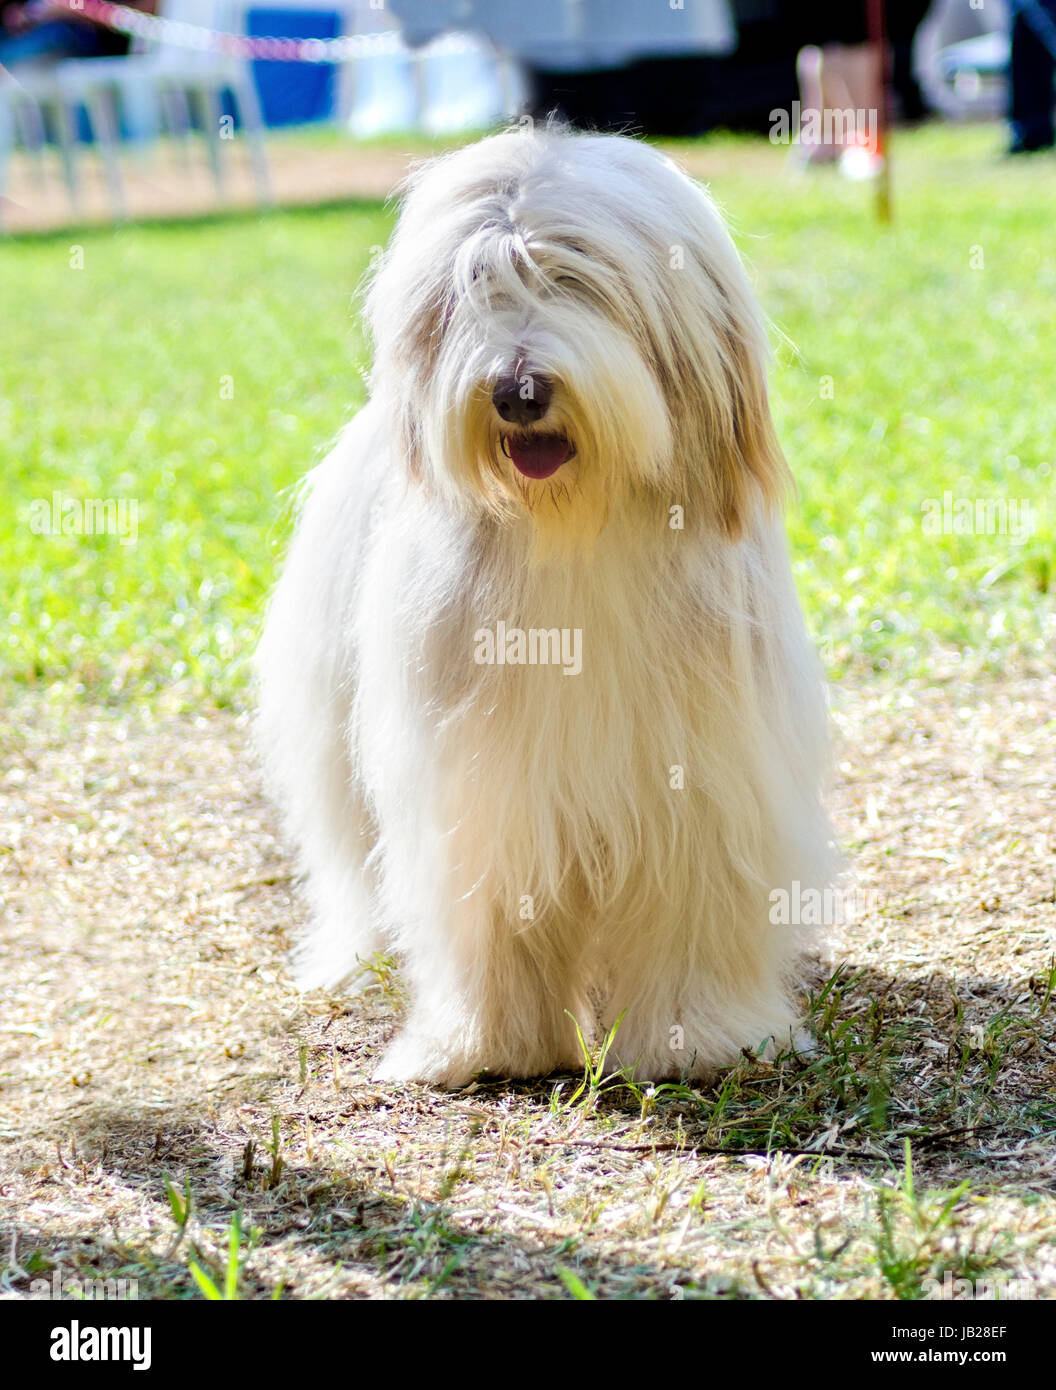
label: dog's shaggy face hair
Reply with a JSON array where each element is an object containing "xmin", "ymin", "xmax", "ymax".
[
  {"xmin": 365, "ymin": 129, "xmax": 788, "ymax": 548},
  {"xmin": 257, "ymin": 128, "xmax": 835, "ymax": 1087}
]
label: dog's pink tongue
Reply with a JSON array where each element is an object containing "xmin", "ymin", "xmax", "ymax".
[{"xmin": 509, "ymin": 435, "xmax": 571, "ymax": 480}]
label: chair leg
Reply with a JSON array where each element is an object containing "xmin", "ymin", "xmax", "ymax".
[
  {"xmin": 229, "ymin": 74, "xmax": 272, "ymax": 206},
  {"xmin": 0, "ymin": 92, "xmax": 13, "ymax": 232},
  {"xmin": 334, "ymin": 50, "xmax": 357, "ymax": 126},
  {"xmin": 495, "ymin": 50, "xmax": 525, "ymax": 121},
  {"xmin": 162, "ymin": 83, "xmax": 195, "ymax": 168},
  {"xmin": 411, "ymin": 50, "xmax": 427, "ymax": 130},
  {"xmin": 52, "ymin": 97, "xmax": 81, "ymax": 214},
  {"xmin": 85, "ymin": 85, "xmax": 127, "ymax": 220},
  {"xmin": 14, "ymin": 95, "xmax": 48, "ymax": 189},
  {"xmin": 191, "ymin": 84, "xmax": 225, "ymax": 200}
]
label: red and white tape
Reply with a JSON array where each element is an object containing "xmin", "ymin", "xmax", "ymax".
[{"xmin": 55, "ymin": 0, "xmax": 475, "ymax": 62}]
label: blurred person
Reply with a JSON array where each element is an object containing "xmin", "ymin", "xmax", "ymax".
[
  {"xmin": 791, "ymin": 2, "xmax": 930, "ymax": 169},
  {"xmin": 1008, "ymin": 0, "xmax": 1056, "ymax": 152},
  {"xmin": 794, "ymin": 40, "xmax": 882, "ymax": 167},
  {"xmin": 0, "ymin": 0, "xmax": 155, "ymax": 72}
]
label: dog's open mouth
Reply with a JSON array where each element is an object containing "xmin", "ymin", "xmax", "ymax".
[{"xmin": 501, "ymin": 433, "xmax": 574, "ymax": 480}]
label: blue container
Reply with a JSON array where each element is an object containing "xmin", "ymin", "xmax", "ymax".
[{"xmin": 247, "ymin": 7, "xmax": 341, "ymax": 126}]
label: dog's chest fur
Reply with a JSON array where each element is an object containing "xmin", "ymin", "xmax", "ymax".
[{"xmin": 378, "ymin": 514, "xmax": 773, "ymax": 921}]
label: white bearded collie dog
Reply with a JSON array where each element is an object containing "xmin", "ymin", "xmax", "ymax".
[{"xmin": 256, "ymin": 127, "xmax": 835, "ymax": 1086}]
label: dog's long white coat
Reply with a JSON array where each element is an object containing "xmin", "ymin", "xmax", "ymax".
[{"xmin": 257, "ymin": 128, "xmax": 835, "ymax": 1084}]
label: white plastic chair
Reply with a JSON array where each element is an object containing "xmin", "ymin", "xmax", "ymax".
[
  {"xmin": 0, "ymin": 74, "xmax": 84, "ymax": 221},
  {"xmin": 1, "ymin": 0, "xmax": 270, "ymax": 224}
]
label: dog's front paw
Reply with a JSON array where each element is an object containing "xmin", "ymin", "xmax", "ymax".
[
  {"xmin": 789, "ymin": 1026, "xmax": 817, "ymax": 1059},
  {"xmin": 372, "ymin": 1031, "xmax": 480, "ymax": 1088}
]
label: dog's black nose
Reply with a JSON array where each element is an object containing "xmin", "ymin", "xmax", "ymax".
[{"xmin": 491, "ymin": 373, "xmax": 552, "ymax": 427}]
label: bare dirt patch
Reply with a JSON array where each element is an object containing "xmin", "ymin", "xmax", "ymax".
[
  {"xmin": 1, "ymin": 135, "xmax": 778, "ymax": 235},
  {"xmin": 2, "ymin": 137, "xmax": 413, "ymax": 234}
]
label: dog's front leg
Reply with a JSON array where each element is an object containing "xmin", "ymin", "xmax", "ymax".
[
  {"xmin": 598, "ymin": 887, "xmax": 799, "ymax": 1083},
  {"xmin": 373, "ymin": 901, "xmax": 591, "ymax": 1087}
]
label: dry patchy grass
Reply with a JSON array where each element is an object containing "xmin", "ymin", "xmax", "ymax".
[{"xmin": 1, "ymin": 671, "xmax": 1055, "ymax": 1300}]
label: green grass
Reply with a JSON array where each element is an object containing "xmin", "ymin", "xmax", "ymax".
[{"xmin": 2, "ymin": 123, "xmax": 1052, "ymax": 707}]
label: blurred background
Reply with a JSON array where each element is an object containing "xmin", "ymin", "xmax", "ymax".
[
  {"xmin": 0, "ymin": 0, "xmax": 1043, "ymax": 227},
  {"xmin": 1, "ymin": 0, "xmax": 1052, "ymax": 703}
]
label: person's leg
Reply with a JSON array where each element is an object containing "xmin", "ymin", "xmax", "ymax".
[
  {"xmin": 794, "ymin": 46, "xmax": 838, "ymax": 163},
  {"xmin": 1009, "ymin": 0, "xmax": 1056, "ymax": 151},
  {"xmin": 838, "ymin": 42, "xmax": 883, "ymax": 139}
]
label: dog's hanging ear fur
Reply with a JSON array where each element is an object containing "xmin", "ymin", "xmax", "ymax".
[
  {"xmin": 654, "ymin": 170, "xmax": 792, "ymax": 539},
  {"xmin": 661, "ymin": 297, "xmax": 790, "ymax": 541},
  {"xmin": 710, "ymin": 316, "xmax": 791, "ymax": 539}
]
